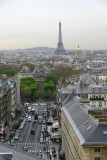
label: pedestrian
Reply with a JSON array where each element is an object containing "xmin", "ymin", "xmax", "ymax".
[
  {"xmin": 49, "ymin": 154, "xmax": 52, "ymax": 160},
  {"xmin": 53, "ymin": 147, "xmax": 56, "ymax": 153},
  {"xmin": 58, "ymin": 147, "xmax": 61, "ymax": 152}
]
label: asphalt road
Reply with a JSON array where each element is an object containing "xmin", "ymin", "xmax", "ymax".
[
  {"xmin": 10, "ymin": 101, "xmax": 60, "ymax": 160},
  {"xmin": 13, "ymin": 103, "xmax": 48, "ymax": 151}
]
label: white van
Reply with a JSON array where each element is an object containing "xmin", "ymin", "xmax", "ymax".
[
  {"xmin": 28, "ymin": 116, "xmax": 31, "ymax": 122},
  {"xmin": 28, "ymin": 106, "xmax": 31, "ymax": 112}
]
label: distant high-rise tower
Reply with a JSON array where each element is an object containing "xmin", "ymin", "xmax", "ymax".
[{"xmin": 55, "ymin": 22, "xmax": 66, "ymax": 55}]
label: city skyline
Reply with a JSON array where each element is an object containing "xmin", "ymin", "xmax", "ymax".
[{"xmin": 0, "ymin": 0, "xmax": 107, "ymax": 50}]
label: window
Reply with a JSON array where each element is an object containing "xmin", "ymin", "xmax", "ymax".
[
  {"xmin": 95, "ymin": 148, "xmax": 100, "ymax": 152},
  {"xmin": 99, "ymin": 95, "xmax": 101, "ymax": 98},
  {"xmin": 105, "ymin": 101, "xmax": 106, "ymax": 105},
  {"xmin": 99, "ymin": 88, "xmax": 102, "ymax": 93},
  {"xmin": 95, "ymin": 158, "xmax": 101, "ymax": 160},
  {"xmin": 92, "ymin": 88, "xmax": 95, "ymax": 93},
  {"xmin": 92, "ymin": 95, "xmax": 95, "ymax": 98},
  {"xmin": 104, "ymin": 95, "xmax": 106, "ymax": 99},
  {"xmin": 99, "ymin": 102, "xmax": 102, "ymax": 107}
]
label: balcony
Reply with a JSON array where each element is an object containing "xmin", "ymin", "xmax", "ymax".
[{"xmin": 90, "ymin": 97, "xmax": 104, "ymax": 101}]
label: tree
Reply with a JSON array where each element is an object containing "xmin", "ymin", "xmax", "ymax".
[
  {"xmin": 45, "ymin": 74, "xmax": 56, "ymax": 84},
  {"xmin": 20, "ymin": 77, "xmax": 39, "ymax": 100},
  {"xmin": 3, "ymin": 70, "xmax": 16, "ymax": 76},
  {"xmin": 44, "ymin": 81, "xmax": 55, "ymax": 92},
  {"xmin": 52, "ymin": 65, "xmax": 80, "ymax": 81},
  {"xmin": 20, "ymin": 88, "xmax": 32, "ymax": 99}
]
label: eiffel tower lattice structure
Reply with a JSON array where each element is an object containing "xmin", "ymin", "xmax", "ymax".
[{"xmin": 55, "ymin": 22, "xmax": 66, "ymax": 55}]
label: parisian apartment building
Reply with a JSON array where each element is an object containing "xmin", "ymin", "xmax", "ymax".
[
  {"xmin": 61, "ymin": 94, "xmax": 107, "ymax": 160},
  {"xmin": 0, "ymin": 74, "xmax": 20, "ymax": 132}
]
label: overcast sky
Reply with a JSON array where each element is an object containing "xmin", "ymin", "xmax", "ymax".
[{"xmin": 0, "ymin": 0, "xmax": 107, "ymax": 50}]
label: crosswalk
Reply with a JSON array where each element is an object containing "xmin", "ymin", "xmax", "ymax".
[
  {"xmin": 28, "ymin": 150, "xmax": 37, "ymax": 153},
  {"xmin": 12, "ymin": 142, "xmax": 44, "ymax": 146}
]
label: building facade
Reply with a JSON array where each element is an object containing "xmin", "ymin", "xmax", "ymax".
[
  {"xmin": 61, "ymin": 95, "xmax": 107, "ymax": 160},
  {"xmin": 88, "ymin": 85, "xmax": 107, "ymax": 108},
  {"xmin": 0, "ymin": 79, "xmax": 18, "ymax": 132}
]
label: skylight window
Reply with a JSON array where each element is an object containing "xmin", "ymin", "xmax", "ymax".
[
  {"xmin": 85, "ymin": 121, "xmax": 88, "ymax": 125},
  {"xmin": 87, "ymin": 126, "xmax": 92, "ymax": 130},
  {"xmin": 103, "ymin": 131, "xmax": 107, "ymax": 135}
]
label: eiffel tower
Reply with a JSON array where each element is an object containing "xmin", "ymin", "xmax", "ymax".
[{"xmin": 55, "ymin": 22, "xmax": 66, "ymax": 55}]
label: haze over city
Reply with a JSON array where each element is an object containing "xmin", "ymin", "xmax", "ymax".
[{"xmin": 0, "ymin": 0, "xmax": 107, "ymax": 50}]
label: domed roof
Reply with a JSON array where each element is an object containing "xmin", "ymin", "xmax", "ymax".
[{"xmin": 76, "ymin": 44, "xmax": 81, "ymax": 51}]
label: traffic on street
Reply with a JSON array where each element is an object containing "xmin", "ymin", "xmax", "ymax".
[{"xmin": 2, "ymin": 101, "xmax": 61, "ymax": 160}]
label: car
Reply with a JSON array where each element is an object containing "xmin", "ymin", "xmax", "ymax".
[
  {"xmin": 43, "ymin": 120, "xmax": 46, "ymax": 124},
  {"xmin": 33, "ymin": 120, "xmax": 36, "ymax": 124},
  {"xmin": 40, "ymin": 134, "xmax": 43, "ymax": 138},
  {"xmin": 43, "ymin": 114, "xmax": 46, "ymax": 118},
  {"xmin": 9, "ymin": 132, "xmax": 15, "ymax": 138},
  {"xmin": 14, "ymin": 135, "xmax": 19, "ymax": 140},
  {"xmin": 23, "ymin": 146, "xmax": 28, "ymax": 152},
  {"xmin": 28, "ymin": 116, "xmax": 31, "ymax": 122},
  {"xmin": 14, "ymin": 133, "xmax": 19, "ymax": 140},
  {"xmin": 25, "ymin": 114, "xmax": 28, "ymax": 118},
  {"xmin": 31, "ymin": 129, "xmax": 35, "ymax": 135},
  {"xmin": 38, "ymin": 120, "xmax": 42, "ymax": 124},
  {"xmin": 39, "ymin": 138, "xmax": 44, "ymax": 144},
  {"xmin": 38, "ymin": 150, "xmax": 42, "ymax": 157},
  {"xmin": 16, "ymin": 130, "xmax": 20, "ymax": 135},
  {"xmin": 31, "ymin": 107, "xmax": 35, "ymax": 112},
  {"xmin": 41, "ymin": 127, "xmax": 45, "ymax": 132},
  {"xmin": 47, "ymin": 120, "xmax": 53, "ymax": 125}
]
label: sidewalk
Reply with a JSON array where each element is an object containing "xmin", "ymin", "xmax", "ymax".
[
  {"xmin": 5, "ymin": 112, "xmax": 24, "ymax": 141},
  {"xmin": 42, "ymin": 123, "xmax": 60, "ymax": 160},
  {"xmin": 42, "ymin": 142, "xmax": 60, "ymax": 160}
]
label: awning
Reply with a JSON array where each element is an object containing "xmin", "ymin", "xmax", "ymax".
[
  {"xmin": 3, "ymin": 129, "xmax": 7, "ymax": 134},
  {"xmin": 52, "ymin": 121, "xmax": 59, "ymax": 129}
]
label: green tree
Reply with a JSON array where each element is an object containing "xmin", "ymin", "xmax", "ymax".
[
  {"xmin": 3, "ymin": 70, "xmax": 16, "ymax": 76},
  {"xmin": 52, "ymin": 65, "xmax": 80, "ymax": 81},
  {"xmin": 20, "ymin": 88, "xmax": 32, "ymax": 99},
  {"xmin": 45, "ymin": 74, "xmax": 56, "ymax": 84},
  {"xmin": 20, "ymin": 77, "xmax": 39, "ymax": 100}
]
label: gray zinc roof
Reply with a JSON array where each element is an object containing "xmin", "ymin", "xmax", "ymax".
[
  {"xmin": 0, "ymin": 143, "xmax": 45, "ymax": 160},
  {"xmin": 62, "ymin": 95, "xmax": 107, "ymax": 146}
]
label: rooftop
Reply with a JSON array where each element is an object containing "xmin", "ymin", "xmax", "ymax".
[
  {"xmin": 0, "ymin": 143, "xmax": 45, "ymax": 160},
  {"xmin": 62, "ymin": 94, "xmax": 107, "ymax": 146}
]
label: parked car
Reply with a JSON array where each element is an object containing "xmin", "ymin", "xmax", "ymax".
[
  {"xmin": 23, "ymin": 146, "xmax": 28, "ymax": 152},
  {"xmin": 47, "ymin": 120, "xmax": 53, "ymax": 125},
  {"xmin": 40, "ymin": 134, "xmax": 43, "ymax": 138},
  {"xmin": 43, "ymin": 120, "xmax": 46, "ymax": 124}
]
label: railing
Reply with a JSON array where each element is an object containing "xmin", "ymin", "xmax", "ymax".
[{"xmin": 90, "ymin": 97, "xmax": 104, "ymax": 101}]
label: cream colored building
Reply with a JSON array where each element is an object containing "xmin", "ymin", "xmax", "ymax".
[
  {"xmin": 88, "ymin": 85, "xmax": 107, "ymax": 108},
  {"xmin": 0, "ymin": 79, "xmax": 18, "ymax": 131},
  {"xmin": 19, "ymin": 66, "xmax": 33, "ymax": 78},
  {"xmin": 61, "ymin": 95, "xmax": 107, "ymax": 160}
]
